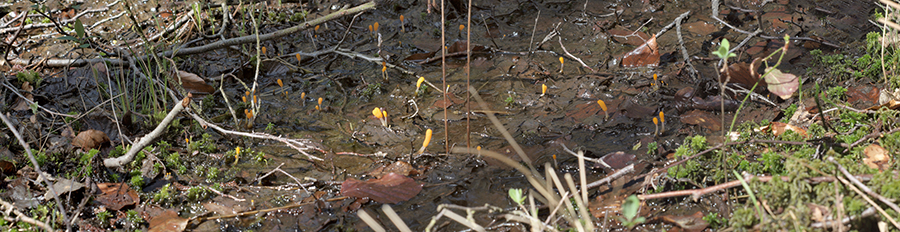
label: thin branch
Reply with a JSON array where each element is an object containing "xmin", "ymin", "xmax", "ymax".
[
  {"xmin": 104, "ymin": 96, "xmax": 189, "ymax": 167},
  {"xmin": 0, "ymin": 112, "xmax": 67, "ymax": 231}
]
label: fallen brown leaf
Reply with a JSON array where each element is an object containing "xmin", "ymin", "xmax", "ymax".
[
  {"xmin": 341, "ymin": 172, "xmax": 422, "ymax": 204},
  {"xmin": 176, "ymin": 71, "xmax": 215, "ymax": 94},
  {"xmin": 621, "ymin": 35, "xmax": 659, "ymax": 67},
  {"xmin": 148, "ymin": 210, "xmax": 188, "ymax": 232},
  {"xmin": 72, "ymin": 129, "xmax": 110, "ymax": 150},
  {"xmin": 863, "ymin": 144, "xmax": 891, "ymax": 171},
  {"xmin": 96, "ymin": 183, "xmax": 140, "ymax": 210}
]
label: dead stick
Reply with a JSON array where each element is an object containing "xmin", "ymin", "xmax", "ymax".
[{"xmin": 104, "ymin": 96, "xmax": 190, "ymax": 167}]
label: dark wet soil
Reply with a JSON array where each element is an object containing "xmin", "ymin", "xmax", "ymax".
[{"xmin": 0, "ymin": 0, "xmax": 880, "ymax": 230}]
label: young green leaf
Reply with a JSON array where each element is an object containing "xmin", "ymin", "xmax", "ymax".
[
  {"xmin": 622, "ymin": 195, "xmax": 641, "ymax": 220},
  {"xmin": 508, "ymin": 188, "xmax": 525, "ymax": 205},
  {"xmin": 74, "ymin": 19, "xmax": 85, "ymax": 39},
  {"xmin": 712, "ymin": 39, "xmax": 736, "ymax": 59}
]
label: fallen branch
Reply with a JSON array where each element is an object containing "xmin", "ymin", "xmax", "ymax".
[
  {"xmin": 188, "ymin": 112, "xmax": 325, "ymax": 161},
  {"xmin": 104, "ymin": 96, "xmax": 189, "ymax": 167},
  {"xmin": 0, "ymin": 198, "xmax": 54, "ymax": 232}
]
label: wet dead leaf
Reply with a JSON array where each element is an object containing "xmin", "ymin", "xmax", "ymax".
[
  {"xmin": 680, "ymin": 110, "xmax": 722, "ymax": 131},
  {"xmin": 341, "ymin": 172, "xmax": 422, "ymax": 204},
  {"xmin": 203, "ymin": 196, "xmax": 251, "ymax": 215},
  {"xmin": 621, "ymin": 35, "xmax": 659, "ymax": 67},
  {"xmin": 447, "ymin": 41, "xmax": 487, "ymax": 53},
  {"xmin": 148, "ymin": 210, "xmax": 188, "ymax": 232},
  {"xmin": 659, "ymin": 211, "xmax": 708, "ymax": 232},
  {"xmin": 367, "ymin": 161, "xmax": 420, "ymax": 178},
  {"xmin": 683, "ymin": 21, "xmax": 718, "ymax": 36},
  {"xmin": 44, "ymin": 178, "xmax": 85, "ymax": 199},
  {"xmin": 176, "ymin": 71, "xmax": 215, "ymax": 94},
  {"xmin": 599, "ymin": 151, "xmax": 635, "ymax": 170},
  {"xmin": 96, "ymin": 183, "xmax": 140, "ymax": 210},
  {"xmin": 404, "ymin": 51, "xmax": 437, "ymax": 61},
  {"xmin": 72, "ymin": 129, "xmax": 110, "ymax": 150},
  {"xmin": 863, "ymin": 144, "xmax": 891, "ymax": 171},
  {"xmin": 763, "ymin": 67, "xmax": 799, "ymax": 100}
]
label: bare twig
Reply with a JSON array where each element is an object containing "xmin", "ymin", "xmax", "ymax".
[
  {"xmin": 0, "ymin": 198, "xmax": 54, "ymax": 232},
  {"xmin": 104, "ymin": 96, "xmax": 190, "ymax": 167},
  {"xmin": 189, "ymin": 113, "xmax": 324, "ymax": 160},
  {"xmin": 828, "ymin": 157, "xmax": 900, "ymax": 221},
  {"xmin": 557, "ymin": 37, "xmax": 596, "ymax": 72}
]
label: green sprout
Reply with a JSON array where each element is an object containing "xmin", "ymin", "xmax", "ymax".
[
  {"xmin": 508, "ymin": 188, "xmax": 525, "ymax": 205},
  {"xmin": 712, "ymin": 39, "xmax": 736, "ymax": 60},
  {"xmin": 618, "ymin": 195, "xmax": 646, "ymax": 229}
]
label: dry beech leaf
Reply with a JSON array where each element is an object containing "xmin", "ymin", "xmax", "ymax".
[
  {"xmin": 148, "ymin": 210, "xmax": 188, "ymax": 232},
  {"xmin": 96, "ymin": 183, "xmax": 140, "ymax": 210},
  {"xmin": 341, "ymin": 172, "xmax": 422, "ymax": 204},
  {"xmin": 768, "ymin": 122, "xmax": 808, "ymax": 137},
  {"xmin": 176, "ymin": 71, "xmax": 215, "ymax": 94},
  {"xmin": 863, "ymin": 144, "xmax": 891, "ymax": 171},
  {"xmin": 72, "ymin": 129, "xmax": 110, "ymax": 150},
  {"xmin": 621, "ymin": 35, "xmax": 659, "ymax": 67}
]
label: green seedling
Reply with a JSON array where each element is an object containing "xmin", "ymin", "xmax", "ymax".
[
  {"xmin": 508, "ymin": 188, "xmax": 525, "ymax": 205},
  {"xmin": 619, "ymin": 195, "xmax": 646, "ymax": 229}
]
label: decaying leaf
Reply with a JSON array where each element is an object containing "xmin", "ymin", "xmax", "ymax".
[
  {"xmin": 766, "ymin": 122, "xmax": 808, "ymax": 137},
  {"xmin": 44, "ymin": 178, "xmax": 85, "ymax": 199},
  {"xmin": 680, "ymin": 110, "xmax": 722, "ymax": 131},
  {"xmin": 96, "ymin": 183, "xmax": 140, "ymax": 210},
  {"xmin": 341, "ymin": 172, "xmax": 422, "ymax": 204},
  {"xmin": 863, "ymin": 144, "xmax": 891, "ymax": 171},
  {"xmin": 621, "ymin": 35, "xmax": 659, "ymax": 67},
  {"xmin": 148, "ymin": 210, "xmax": 188, "ymax": 232},
  {"xmin": 72, "ymin": 129, "xmax": 110, "ymax": 150},
  {"xmin": 763, "ymin": 67, "xmax": 799, "ymax": 100},
  {"xmin": 367, "ymin": 161, "xmax": 420, "ymax": 178},
  {"xmin": 659, "ymin": 211, "xmax": 708, "ymax": 232},
  {"xmin": 176, "ymin": 71, "xmax": 215, "ymax": 94},
  {"xmin": 719, "ymin": 62, "xmax": 765, "ymax": 91},
  {"xmin": 599, "ymin": 151, "xmax": 635, "ymax": 170}
]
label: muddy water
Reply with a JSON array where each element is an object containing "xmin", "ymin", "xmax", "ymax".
[{"xmin": 117, "ymin": 0, "xmax": 871, "ymax": 230}]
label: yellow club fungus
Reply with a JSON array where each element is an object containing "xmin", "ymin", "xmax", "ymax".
[
  {"xmin": 653, "ymin": 117, "xmax": 659, "ymax": 136},
  {"xmin": 417, "ymin": 77, "xmax": 425, "ymax": 90},
  {"xmin": 418, "ymin": 129, "xmax": 433, "ymax": 154},
  {"xmin": 659, "ymin": 111, "xmax": 665, "ymax": 133},
  {"xmin": 597, "ymin": 99, "xmax": 608, "ymax": 120},
  {"xmin": 559, "ymin": 57, "xmax": 564, "ymax": 73},
  {"xmin": 541, "ymin": 84, "xmax": 547, "ymax": 96}
]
